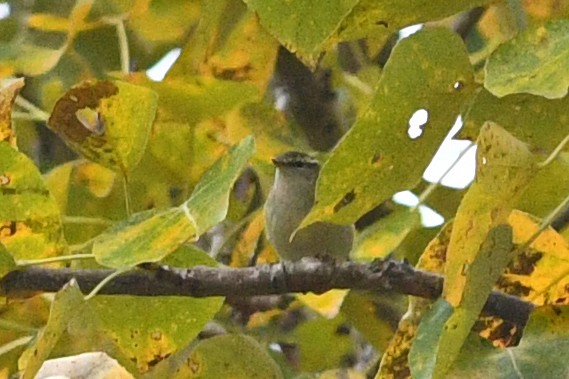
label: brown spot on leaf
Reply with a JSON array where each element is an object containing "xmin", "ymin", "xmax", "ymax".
[
  {"xmin": 496, "ymin": 277, "xmax": 532, "ymax": 297},
  {"xmin": 507, "ymin": 250, "xmax": 543, "ymax": 275},
  {"xmin": 0, "ymin": 174, "xmax": 10, "ymax": 185},
  {"xmin": 371, "ymin": 153, "xmax": 382, "ymax": 167},
  {"xmin": 333, "ymin": 190, "xmax": 355, "ymax": 213},
  {"xmin": 48, "ymin": 80, "xmax": 118, "ymax": 143}
]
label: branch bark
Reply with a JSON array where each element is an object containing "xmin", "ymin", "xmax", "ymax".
[{"xmin": 0, "ymin": 258, "xmax": 534, "ymax": 329}]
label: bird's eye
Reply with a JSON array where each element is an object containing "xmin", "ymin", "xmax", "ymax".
[{"xmin": 291, "ymin": 161, "xmax": 306, "ymax": 168}]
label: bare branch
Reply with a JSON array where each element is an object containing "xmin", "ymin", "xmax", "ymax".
[{"xmin": 0, "ymin": 258, "xmax": 534, "ymax": 328}]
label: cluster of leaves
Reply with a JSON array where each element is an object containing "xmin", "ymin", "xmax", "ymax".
[{"xmin": 0, "ymin": 0, "xmax": 568, "ymax": 378}]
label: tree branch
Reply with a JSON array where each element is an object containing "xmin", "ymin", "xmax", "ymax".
[{"xmin": 0, "ymin": 258, "xmax": 534, "ymax": 328}]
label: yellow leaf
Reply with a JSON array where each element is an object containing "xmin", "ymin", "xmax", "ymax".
[
  {"xmin": 27, "ymin": 14, "xmax": 70, "ymax": 32},
  {"xmin": 500, "ymin": 210, "xmax": 569, "ymax": 305},
  {"xmin": 297, "ymin": 290, "xmax": 349, "ymax": 319},
  {"xmin": 444, "ymin": 122, "xmax": 537, "ymax": 307},
  {"xmin": 0, "ymin": 78, "xmax": 24, "ymax": 147}
]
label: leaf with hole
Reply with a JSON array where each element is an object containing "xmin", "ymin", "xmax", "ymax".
[
  {"xmin": 48, "ymin": 80, "xmax": 158, "ymax": 173},
  {"xmin": 300, "ymin": 28, "xmax": 475, "ymax": 228}
]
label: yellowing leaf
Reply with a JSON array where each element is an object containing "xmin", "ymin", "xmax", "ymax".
[
  {"xmin": 48, "ymin": 80, "xmax": 158, "ymax": 173},
  {"xmin": 0, "ymin": 142, "xmax": 66, "ymax": 260},
  {"xmin": 0, "ymin": 78, "xmax": 23, "ymax": 147},
  {"xmin": 91, "ymin": 247, "xmax": 224, "ymax": 373},
  {"xmin": 93, "ymin": 136, "xmax": 254, "ymax": 268},
  {"xmin": 169, "ymin": 0, "xmax": 278, "ymax": 92},
  {"xmin": 444, "ymin": 123, "xmax": 537, "ymax": 307},
  {"xmin": 302, "ymin": 28, "xmax": 474, "ymax": 227},
  {"xmin": 93, "ymin": 208, "xmax": 196, "ymax": 268}
]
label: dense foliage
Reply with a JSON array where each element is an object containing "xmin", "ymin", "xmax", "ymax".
[{"xmin": 0, "ymin": 0, "xmax": 568, "ymax": 378}]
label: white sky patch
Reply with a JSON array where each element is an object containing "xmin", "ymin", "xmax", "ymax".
[
  {"xmin": 418, "ymin": 205, "xmax": 445, "ymax": 227},
  {"xmin": 423, "ymin": 116, "xmax": 476, "ymax": 189},
  {"xmin": 399, "ymin": 24, "xmax": 423, "ymax": 39},
  {"xmin": 408, "ymin": 108, "xmax": 429, "ymax": 139},
  {"xmin": 393, "ymin": 190, "xmax": 419, "ymax": 207},
  {"xmin": 146, "ymin": 48, "xmax": 182, "ymax": 82},
  {"xmin": 0, "ymin": 3, "xmax": 10, "ymax": 19}
]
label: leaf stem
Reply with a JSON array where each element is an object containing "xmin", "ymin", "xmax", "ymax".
[
  {"xmin": 63, "ymin": 216, "xmax": 114, "ymax": 226},
  {"xmin": 115, "ymin": 19, "xmax": 130, "ymax": 74},
  {"xmin": 16, "ymin": 254, "xmax": 95, "ymax": 267},
  {"xmin": 15, "ymin": 96, "xmax": 50, "ymax": 122},
  {"xmin": 122, "ymin": 173, "xmax": 131, "ymax": 217},
  {"xmin": 517, "ymin": 191, "xmax": 569, "ymax": 253},
  {"xmin": 0, "ymin": 319, "xmax": 37, "ymax": 333},
  {"xmin": 11, "ymin": 111, "xmax": 48, "ymax": 122},
  {"xmin": 537, "ymin": 133, "xmax": 569, "ymax": 168},
  {"xmin": 415, "ymin": 142, "xmax": 475, "ymax": 208},
  {"xmin": 0, "ymin": 336, "xmax": 33, "ymax": 358},
  {"xmin": 84, "ymin": 267, "xmax": 130, "ymax": 300}
]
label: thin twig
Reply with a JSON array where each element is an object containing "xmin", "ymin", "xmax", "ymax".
[
  {"xmin": 15, "ymin": 96, "xmax": 50, "ymax": 122},
  {"xmin": 16, "ymin": 254, "xmax": 94, "ymax": 267},
  {"xmin": 537, "ymin": 133, "xmax": 569, "ymax": 168}
]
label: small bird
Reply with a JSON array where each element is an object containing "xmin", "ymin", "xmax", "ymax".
[{"xmin": 264, "ymin": 151, "xmax": 354, "ymax": 261}]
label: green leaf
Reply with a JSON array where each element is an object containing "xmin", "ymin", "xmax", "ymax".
[
  {"xmin": 91, "ymin": 247, "xmax": 224, "ymax": 373},
  {"xmin": 0, "ymin": 142, "xmax": 66, "ymax": 260},
  {"xmin": 15, "ymin": 44, "xmax": 66, "ymax": 77},
  {"xmin": 408, "ymin": 298, "xmax": 454, "ymax": 379},
  {"xmin": 341, "ymin": 291, "xmax": 404, "ymax": 352},
  {"xmin": 93, "ymin": 136, "xmax": 255, "ymax": 268},
  {"xmin": 485, "ymin": 20, "xmax": 569, "ymax": 99},
  {"xmin": 180, "ymin": 334, "xmax": 283, "ymax": 379},
  {"xmin": 518, "ymin": 158, "xmax": 569, "ymax": 218},
  {"xmin": 20, "ymin": 281, "xmax": 85, "ymax": 379},
  {"xmin": 301, "ymin": 28, "xmax": 475, "ymax": 227},
  {"xmin": 292, "ymin": 315, "xmax": 355, "ymax": 372},
  {"xmin": 353, "ymin": 206, "xmax": 421, "ymax": 261},
  {"xmin": 447, "ymin": 306, "xmax": 569, "ymax": 378},
  {"xmin": 461, "ymin": 88, "xmax": 569, "ymax": 152},
  {"xmin": 337, "ymin": 0, "xmax": 493, "ymax": 44},
  {"xmin": 0, "ymin": 243, "xmax": 15, "ymax": 278},
  {"xmin": 243, "ymin": 0, "xmax": 360, "ymax": 66},
  {"xmin": 48, "ymin": 80, "xmax": 158, "ymax": 173},
  {"xmin": 183, "ymin": 135, "xmax": 255, "ymax": 235}
]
